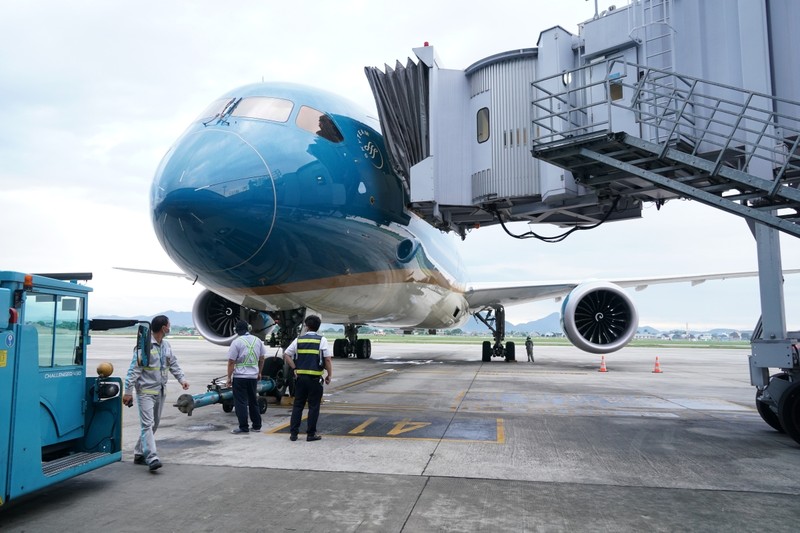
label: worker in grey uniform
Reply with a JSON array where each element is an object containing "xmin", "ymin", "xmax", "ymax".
[
  {"xmin": 123, "ymin": 315, "xmax": 190, "ymax": 471},
  {"xmin": 226, "ymin": 319, "xmax": 266, "ymax": 434}
]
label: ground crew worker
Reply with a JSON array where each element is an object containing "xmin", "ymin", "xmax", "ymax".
[
  {"xmin": 226, "ymin": 320, "xmax": 266, "ymax": 434},
  {"xmin": 525, "ymin": 336, "xmax": 534, "ymax": 363},
  {"xmin": 123, "ymin": 315, "xmax": 190, "ymax": 471},
  {"xmin": 283, "ymin": 315, "xmax": 332, "ymax": 441}
]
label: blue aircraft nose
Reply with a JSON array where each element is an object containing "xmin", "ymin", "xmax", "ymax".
[{"xmin": 151, "ymin": 129, "xmax": 276, "ymax": 273}]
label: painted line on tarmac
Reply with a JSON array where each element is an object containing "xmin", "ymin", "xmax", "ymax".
[
  {"xmin": 329, "ymin": 370, "xmax": 395, "ymax": 392},
  {"xmin": 267, "ymin": 413, "xmax": 505, "ymax": 443}
]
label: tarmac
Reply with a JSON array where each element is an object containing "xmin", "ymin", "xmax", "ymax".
[{"xmin": 1, "ymin": 337, "xmax": 799, "ymax": 532}]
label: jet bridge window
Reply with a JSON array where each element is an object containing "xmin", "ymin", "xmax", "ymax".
[
  {"xmin": 296, "ymin": 106, "xmax": 344, "ymax": 143},
  {"xmin": 477, "ymin": 107, "xmax": 490, "ymax": 143},
  {"xmin": 231, "ymin": 96, "xmax": 294, "ymax": 122}
]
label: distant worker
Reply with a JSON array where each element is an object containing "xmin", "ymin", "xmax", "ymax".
[
  {"xmin": 525, "ymin": 336, "xmax": 534, "ymax": 363},
  {"xmin": 226, "ymin": 319, "xmax": 266, "ymax": 434},
  {"xmin": 123, "ymin": 315, "xmax": 190, "ymax": 471},
  {"xmin": 283, "ymin": 315, "xmax": 332, "ymax": 441}
]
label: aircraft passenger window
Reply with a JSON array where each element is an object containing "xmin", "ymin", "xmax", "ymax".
[
  {"xmin": 477, "ymin": 108, "xmax": 490, "ymax": 143},
  {"xmin": 196, "ymin": 98, "xmax": 233, "ymax": 122},
  {"xmin": 231, "ymin": 97, "xmax": 294, "ymax": 123},
  {"xmin": 296, "ymin": 106, "xmax": 344, "ymax": 143}
]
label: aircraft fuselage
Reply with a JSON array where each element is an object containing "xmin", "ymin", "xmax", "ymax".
[{"xmin": 151, "ymin": 82, "xmax": 469, "ymax": 329}]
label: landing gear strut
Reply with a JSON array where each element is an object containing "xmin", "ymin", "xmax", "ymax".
[
  {"xmin": 333, "ymin": 323, "xmax": 371, "ymax": 359},
  {"xmin": 474, "ymin": 305, "xmax": 515, "ymax": 362}
]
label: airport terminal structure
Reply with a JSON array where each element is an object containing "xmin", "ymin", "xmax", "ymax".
[{"xmin": 365, "ymin": 0, "xmax": 800, "ymax": 443}]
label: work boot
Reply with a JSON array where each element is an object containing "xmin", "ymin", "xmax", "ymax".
[
  {"xmin": 148, "ymin": 459, "xmax": 162, "ymax": 471},
  {"xmin": 133, "ymin": 455, "xmax": 147, "ymax": 465},
  {"xmin": 307, "ymin": 434, "xmax": 322, "ymax": 442}
]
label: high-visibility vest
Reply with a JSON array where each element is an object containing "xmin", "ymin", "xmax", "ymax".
[
  {"xmin": 235, "ymin": 336, "xmax": 260, "ymax": 368},
  {"xmin": 293, "ymin": 333, "xmax": 324, "ymax": 376}
]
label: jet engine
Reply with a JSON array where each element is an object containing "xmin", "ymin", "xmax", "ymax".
[
  {"xmin": 192, "ymin": 289, "xmax": 274, "ymax": 346},
  {"xmin": 560, "ymin": 281, "xmax": 639, "ymax": 354}
]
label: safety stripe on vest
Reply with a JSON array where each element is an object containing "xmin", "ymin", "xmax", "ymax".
[
  {"xmin": 296, "ymin": 369, "xmax": 324, "ymax": 376},
  {"xmin": 235, "ymin": 337, "xmax": 259, "ymax": 368}
]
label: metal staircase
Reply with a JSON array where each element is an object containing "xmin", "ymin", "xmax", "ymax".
[{"xmin": 531, "ymin": 58, "xmax": 800, "ymax": 238}]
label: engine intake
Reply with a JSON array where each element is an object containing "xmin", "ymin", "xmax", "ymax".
[
  {"xmin": 560, "ymin": 281, "xmax": 639, "ymax": 354},
  {"xmin": 192, "ymin": 290, "xmax": 242, "ymax": 346}
]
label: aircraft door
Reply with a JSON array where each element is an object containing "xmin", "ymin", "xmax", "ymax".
[{"xmin": 588, "ymin": 48, "xmax": 641, "ymax": 139}]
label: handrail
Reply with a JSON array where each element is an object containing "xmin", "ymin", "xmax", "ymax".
[{"xmin": 531, "ymin": 59, "xmax": 800, "ymax": 185}]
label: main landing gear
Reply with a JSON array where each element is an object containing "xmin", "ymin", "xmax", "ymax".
[
  {"xmin": 333, "ymin": 323, "xmax": 371, "ymax": 359},
  {"xmin": 474, "ymin": 305, "xmax": 515, "ymax": 362}
]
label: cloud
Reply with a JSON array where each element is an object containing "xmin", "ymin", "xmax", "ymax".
[{"xmin": 1, "ymin": 0, "xmax": 796, "ymax": 332}]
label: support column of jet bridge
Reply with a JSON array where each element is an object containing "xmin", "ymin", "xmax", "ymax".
[{"xmin": 527, "ymin": 0, "xmax": 800, "ymax": 443}]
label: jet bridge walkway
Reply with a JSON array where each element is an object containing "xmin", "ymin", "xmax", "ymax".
[{"xmin": 531, "ymin": 58, "xmax": 800, "ymax": 238}]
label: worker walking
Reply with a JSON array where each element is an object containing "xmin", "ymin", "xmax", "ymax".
[
  {"xmin": 226, "ymin": 320, "xmax": 266, "ymax": 434},
  {"xmin": 123, "ymin": 315, "xmax": 190, "ymax": 471},
  {"xmin": 525, "ymin": 336, "xmax": 534, "ymax": 363},
  {"xmin": 283, "ymin": 315, "xmax": 332, "ymax": 441}
]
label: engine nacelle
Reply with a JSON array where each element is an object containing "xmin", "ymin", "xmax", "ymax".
[
  {"xmin": 560, "ymin": 281, "xmax": 639, "ymax": 354},
  {"xmin": 192, "ymin": 290, "xmax": 241, "ymax": 345},
  {"xmin": 192, "ymin": 290, "xmax": 275, "ymax": 346}
]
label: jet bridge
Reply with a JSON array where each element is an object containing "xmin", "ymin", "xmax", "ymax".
[
  {"xmin": 365, "ymin": 0, "xmax": 800, "ymax": 445},
  {"xmin": 365, "ymin": 44, "xmax": 643, "ymax": 238}
]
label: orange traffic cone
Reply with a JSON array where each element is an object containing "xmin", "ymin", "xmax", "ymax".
[
  {"xmin": 652, "ymin": 356, "xmax": 663, "ymax": 373},
  {"xmin": 599, "ymin": 355, "xmax": 608, "ymax": 372}
]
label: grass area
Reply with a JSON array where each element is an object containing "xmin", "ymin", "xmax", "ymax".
[
  {"xmin": 356, "ymin": 334, "xmax": 751, "ymax": 349},
  {"xmin": 92, "ymin": 332, "xmax": 751, "ymax": 349}
]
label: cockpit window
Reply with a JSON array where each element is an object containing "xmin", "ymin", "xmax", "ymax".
[
  {"xmin": 196, "ymin": 98, "xmax": 233, "ymax": 122},
  {"xmin": 296, "ymin": 106, "xmax": 344, "ymax": 143},
  {"xmin": 231, "ymin": 96, "xmax": 294, "ymax": 123}
]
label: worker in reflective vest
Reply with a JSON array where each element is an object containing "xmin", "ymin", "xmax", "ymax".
[
  {"xmin": 283, "ymin": 315, "xmax": 332, "ymax": 441},
  {"xmin": 226, "ymin": 319, "xmax": 266, "ymax": 434}
]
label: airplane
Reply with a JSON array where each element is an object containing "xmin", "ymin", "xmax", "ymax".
[{"xmin": 137, "ymin": 81, "xmax": 798, "ymax": 377}]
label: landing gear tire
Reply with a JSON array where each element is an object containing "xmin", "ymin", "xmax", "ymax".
[
  {"xmin": 505, "ymin": 341, "xmax": 515, "ymax": 362},
  {"xmin": 333, "ymin": 338, "xmax": 347, "ymax": 358},
  {"xmin": 222, "ymin": 401, "xmax": 234, "ymax": 413},
  {"xmin": 263, "ymin": 356, "xmax": 294, "ymax": 399},
  {"xmin": 756, "ymin": 373, "xmax": 787, "ymax": 433},
  {"xmin": 258, "ymin": 396, "xmax": 268, "ymax": 414},
  {"xmin": 482, "ymin": 341, "xmax": 491, "ymax": 362},
  {"xmin": 778, "ymin": 381, "xmax": 800, "ymax": 445},
  {"xmin": 356, "ymin": 338, "xmax": 371, "ymax": 359}
]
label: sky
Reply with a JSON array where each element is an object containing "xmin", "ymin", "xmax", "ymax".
[{"xmin": 2, "ymin": 0, "xmax": 798, "ymax": 332}]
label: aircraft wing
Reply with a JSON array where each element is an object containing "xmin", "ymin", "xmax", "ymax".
[
  {"xmin": 464, "ymin": 268, "xmax": 800, "ymax": 310},
  {"xmin": 114, "ymin": 266, "xmax": 195, "ymax": 280}
]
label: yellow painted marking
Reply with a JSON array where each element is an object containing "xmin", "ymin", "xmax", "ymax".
[
  {"xmin": 496, "ymin": 418, "xmax": 506, "ymax": 444},
  {"xmin": 331, "ymin": 371, "xmax": 393, "ymax": 391},
  {"xmin": 450, "ymin": 390, "xmax": 466, "ymax": 410},
  {"xmin": 0, "ymin": 350, "xmax": 6, "ymax": 367},
  {"xmin": 348, "ymin": 417, "xmax": 378, "ymax": 434},
  {"xmin": 387, "ymin": 419, "xmax": 431, "ymax": 436}
]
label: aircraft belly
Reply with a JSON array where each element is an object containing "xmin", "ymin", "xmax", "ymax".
[{"xmin": 246, "ymin": 282, "xmax": 469, "ymax": 329}]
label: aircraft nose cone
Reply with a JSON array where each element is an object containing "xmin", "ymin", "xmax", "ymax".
[{"xmin": 151, "ymin": 129, "xmax": 276, "ymax": 272}]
